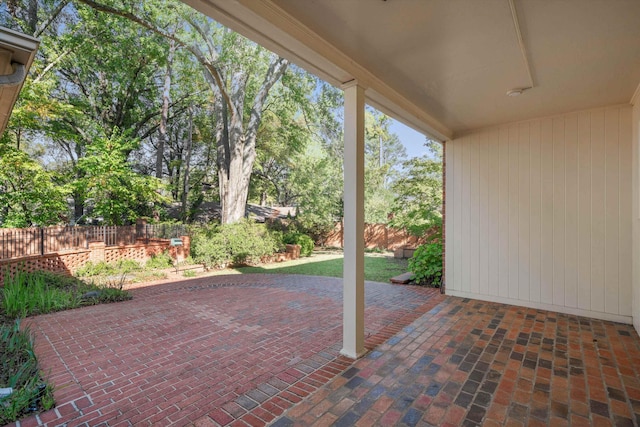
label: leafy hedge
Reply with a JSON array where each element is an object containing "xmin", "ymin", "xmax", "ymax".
[
  {"xmin": 191, "ymin": 220, "xmax": 283, "ymax": 268},
  {"xmin": 408, "ymin": 243, "xmax": 443, "ymax": 287},
  {"xmin": 283, "ymin": 232, "xmax": 314, "ymax": 257}
]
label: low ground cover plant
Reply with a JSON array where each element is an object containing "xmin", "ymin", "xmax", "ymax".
[
  {"xmin": 0, "ymin": 321, "xmax": 54, "ymax": 425},
  {"xmin": 0, "ymin": 270, "xmax": 131, "ymax": 424},
  {"xmin": 408, "ymin": 243, "xmax": 443, "ymax": 287},
  {"xmin": 75, "ymin": 259, "xmax": 142, "ymax": 277}
]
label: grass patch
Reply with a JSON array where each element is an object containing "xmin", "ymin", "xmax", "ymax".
[
  {"xmin": 1, "ymin": 270, "xmax": 131, "ymax": 424},
  {"xmin": 234, "ymin": 250, "xmax": 408, "ymax": 283}
]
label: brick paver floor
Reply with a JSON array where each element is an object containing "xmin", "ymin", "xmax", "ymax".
[
  {"xmin": 275, "ymin": 296, "xmax": 640, "ymax": 427},
  {"xmin": 10, "ymin": 274, "xmax": 443, "ymax": 427}
]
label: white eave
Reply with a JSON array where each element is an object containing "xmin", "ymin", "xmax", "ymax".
[{"xmin": 0, "ymin": 26, "xmax": 40, "ymax": 137}]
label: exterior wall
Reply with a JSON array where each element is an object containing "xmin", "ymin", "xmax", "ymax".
[
  {"xmin": 632, "ymin": 99, "xmax": 640, "ymax": 333},
  {"xmin": 445, "ymin": 105, "xmax": 633, "ymax": 324}
]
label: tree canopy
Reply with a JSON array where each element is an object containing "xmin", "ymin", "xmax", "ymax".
[{"xmin": 1, "ymin": 0, "xmax": 442, "ymax": 235}]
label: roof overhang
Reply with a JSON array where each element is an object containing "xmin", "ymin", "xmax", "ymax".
[
  {"xmin": 0, "ymin": 26, "xmax": 40, "ymax": 137},
  {"xmin": 184, "ymin": 0, "xmax": 640, "ymax": 141},
  {"xmin": 183, "ymin": 0, "xmax": 453, "ymax": 141}
]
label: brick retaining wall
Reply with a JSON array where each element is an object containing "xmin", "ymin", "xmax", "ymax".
[{"xmin": 0, "ymin": 236, "xmax": 190, "ymax": 285}]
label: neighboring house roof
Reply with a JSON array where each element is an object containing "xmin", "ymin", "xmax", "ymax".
[
  {"xmin": 0, "ymin": 26, "xmax": 39, "ymax": 137},
  {"xmin": 167, "ymin": 202, "xmax": 296, "ymax": 223}
]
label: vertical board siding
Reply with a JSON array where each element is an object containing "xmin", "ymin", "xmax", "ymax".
[
  {"xmin": 488, "ymin": 128, "xmax": 501, "ymax": 297},
  {"xmin": 446, "ymin": 106, "xmax": 633, "ymax": 319},
  {"xmin": 499, "ymin": 127, "xmax": 510, "ymax": 298},
  {"xmin": 518, "ymin": 122, "xmax": 530, "ymax": 301},
  {"xmin": 529, "ymin": 121, "xmax": 542, "ymax": 303},
  {"xmin": 564, "ymin": 113, "xmax": 578, "ymax": 308},
  {"xmin": 478, "ymin": 130, "xmax": 490, "ymax": 295}
]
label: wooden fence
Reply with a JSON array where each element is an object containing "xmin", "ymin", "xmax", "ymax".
[
  {"xmin": 324, "ymin": 222, "xmax": 431, "ymax": 250},
  {"xmin": 0, "ymin": 224, "xmax": 187, "ymax": 261}
]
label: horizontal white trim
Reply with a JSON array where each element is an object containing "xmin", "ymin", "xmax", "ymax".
[{"xmin": 446, "ymin": 289, "xmax": 633, "ymax": 325}]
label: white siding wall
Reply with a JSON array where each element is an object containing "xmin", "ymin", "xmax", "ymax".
[
  {"xmin": 632, "ymin": 100, "xmax": 640, "ymax": 333},
  {"xmin": 445, "ymin": 105, "xmax": 633, "ymax": 324}
]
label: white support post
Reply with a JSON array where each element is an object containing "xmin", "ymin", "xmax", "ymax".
[{"xmin": 341, "ymin": 80, "xmax": 366, "ymax": 359}]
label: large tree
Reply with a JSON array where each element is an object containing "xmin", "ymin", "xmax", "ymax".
[
  {"xmin": 390, "ymin": 140, "xmax": 443, "ymax": 238},
  {"xmin": 77, "ymin": 0, "xmax": 289, "ymax": 223}
]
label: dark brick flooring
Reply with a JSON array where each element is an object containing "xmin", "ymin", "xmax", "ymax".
[
  {"xmin": 9, "ymin": 274, "xmax": 442, "ymax": 427},
  {"xmin": 275, "ymin": 297, "xmax": 640, "ymax": 427}
]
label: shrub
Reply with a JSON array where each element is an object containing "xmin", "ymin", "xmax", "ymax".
[
  {"xmin": 145, "ymin": 251, "xmax": 173, "ymax": 269},
  {"xmin": 191, "ymin": 220, "xmax": 282, "ymax": 268},
  {"xmin": 75, "ymin": 260, "xmax": 141, "ymax": 277},
  {"xmin": 115, "ymin": 259, "xmax": 142, "ymax": 273},
  {"xmin": 75, "ymin": 261, "xmax": 115, "ymax": 277},
  {"xmin": 1, "ymin": 271, "xmax": 131, "ymax": 318},
  {"xmin": 2, "ymin": 272, "xmax": 79, "ymax": 318},
  {"xmin": 408, "ymin": 243, "xmax": 443, "ymax": 286},
  {"xmin": 283, "ymin": 232, "xmax": 314, "ymax": 257},
  {"xmin": 0, "ymin": 321, "xmax": 54, "ymax": 425}
]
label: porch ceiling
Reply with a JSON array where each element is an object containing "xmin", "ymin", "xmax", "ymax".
[{"xmin": 185, "ymin": 0, "xmax": 640, "ymax": 140}]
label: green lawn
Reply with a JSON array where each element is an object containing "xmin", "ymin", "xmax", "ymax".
[{"xmin": 232, "ymin": 250, "xmax": 409, "ymax": 283}]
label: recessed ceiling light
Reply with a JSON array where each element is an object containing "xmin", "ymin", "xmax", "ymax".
[{"xmin": 506, "ymin": 87, "xmax": 531, "ymax": 97}]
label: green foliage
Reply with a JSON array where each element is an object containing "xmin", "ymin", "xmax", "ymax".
[
  {"xmin": 191, "ymin": 220, "xmax": 282, "ymax": 268},
  {"xmin": 283, "ymin": 232, "xmax": 314, "ymax": 257},
  {"xmin": 2, "ymin": 272, "xmax": 79, "ymax": 318},
  {"xmin": 75, "ymin": 260, "xmax": 142, "ymax": 277},
  {"xmin": 1, "ymin": 270, "xmax": 131, "ymax": 318},
  {"xmin": 77, "ymin": 130, "xmax": 166, "ymax": 225},
  {"xmin": 364, "ymin": 109, "xmax": 407, "ymax": 224},
  {"xmin": 408, "ymin": 243, "xmax": 443, "ymax": 286},
  {"xmin": 0, "ymin": 143, "xmax": 70, "ymax": 227},
  {"xmin": 0, "ymin": 321, "xmax": 54, "ymax": 425},
  {"xmin": 390, "ymin": 140, "xmax": 443, "ymax": 239},
  {"xmin": 145, "ymin": 251, "xmax": 174, "ymax": 269}
]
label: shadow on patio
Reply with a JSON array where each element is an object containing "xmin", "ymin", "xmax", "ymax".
[{"xmin": 10, "ymin": 274, "xmax": 640, "ymax": 426}]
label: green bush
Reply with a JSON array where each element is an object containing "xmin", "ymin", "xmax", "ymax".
[
  {"xmin": 115, "ymin": 259, "xmax": 142, "ymax": 273},
  {"xmin": 75, "ymin": 260, "xmax": 142, "ymax": 277},
  {"xmin": 191, "ymin": 220, "xmax": 282, "ymax": 268},
  {"xmin": 75, "ymin": 261, "xmax": 115, "ymax": 277},
  {"xmin": 145, "ymin": 251, "xmax": 174, "ymax": 269},
  {"xmin": 283, "ymin": 232, "xmax": 314, "ymax": 257},
  {"xmin": 408, "ymin": 243, "xmax": 443, "ymax": 286}
]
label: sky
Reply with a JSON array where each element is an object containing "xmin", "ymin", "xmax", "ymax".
[{"xmin": 389, "ymin": 119, "xmax": 429, "ymax": 159}]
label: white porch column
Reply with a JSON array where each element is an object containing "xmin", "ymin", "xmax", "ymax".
[{"xmin": 341, "ymin": 80, "xmax": 366, "ymax": 359}]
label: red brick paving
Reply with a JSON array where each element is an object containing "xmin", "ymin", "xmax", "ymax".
[
  {"xmin": 9, "ymin": 274, "xmax": 441, "ymax": 427},
  {"xmin": 276, "ymin": 297, "xmax": 640, "ymax": 426}
]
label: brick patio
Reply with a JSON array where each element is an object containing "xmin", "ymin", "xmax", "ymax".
[
  {"xmin": 8, "ymin": 274, "xmax": 640, "ymax": 426},
  {"xmin": 10, "ymin": 274, "xmax": 442, "ymax": 427},
  {"xmin": 274, "ymin": 296, "xmax": 640, "ymax": 427}
]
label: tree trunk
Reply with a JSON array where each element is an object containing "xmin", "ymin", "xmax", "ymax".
[
  {"xmin": 181, "ymin": 107, "xmax": 193, "ymax": 221},
  {"xmin": 156, "ymin": 39, "xmax": 175, "ymax": 179},
  {"xmin": 214, "ymin": 58, "xmax": 288, "ymax": 224}
]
